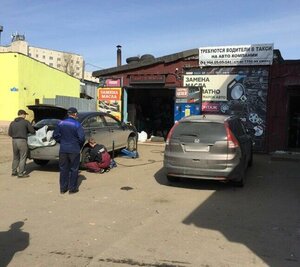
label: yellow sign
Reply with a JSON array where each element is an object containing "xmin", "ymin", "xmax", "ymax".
[{"xmin": 98, "ymin": 87, "xmax": 122, "ymax": 120}]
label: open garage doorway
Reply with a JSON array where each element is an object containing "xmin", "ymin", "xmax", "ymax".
[
  {"xmin": 288, "ymin": 90, "xmax": 300, "ymax": 150},
  {"xmin": 126, "ymin": 88, "xmax": 175, "ymax": 139}
]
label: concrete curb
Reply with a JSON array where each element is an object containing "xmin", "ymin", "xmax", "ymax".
[{"xmin": 138, "ymin": 141, "xmax": 165, "ymax": 147}]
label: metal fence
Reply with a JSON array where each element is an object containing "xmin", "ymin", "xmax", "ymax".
[{"xmin": 43, "ymin": 95, "xmax": 97, "ymax": 112}]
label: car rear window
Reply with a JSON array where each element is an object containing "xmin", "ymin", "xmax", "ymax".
[
  {"xmin": 172, "ymin": 121, "xmax": 227, "ymax": 143},
  {"xmin": 34, "ymin": 119, "xmax": 61, "ymax": 130}
]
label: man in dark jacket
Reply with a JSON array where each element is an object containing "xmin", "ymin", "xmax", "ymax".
[
  {"xmin": 84, "ymin": 137, "xmax": 111, "ymax": 173},
  {"xmin": 8, "ymin": 109, "xmax": 36, "ymax": 178},
  {"xmin": 53, "ymin": 107, "xmax": 85, "ymax": 194}
]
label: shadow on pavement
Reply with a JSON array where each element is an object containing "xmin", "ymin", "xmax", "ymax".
[
  {"xmin": 78, "ymin": 174, "xmax": 87, "ymax": 188},
  {"xmin": 154, "ymin": 164, "xmax": 233, "ymax": 191},
  {"xmin": 26, "ymin": 160, "xmax": 59, "ymax": 174},
  {"xmin": 26, "ymin": 161, "xmax": 87, "ymax": 189},
  {"xmin": 155, "ymin": 154, "xmax": 300, "ymax": 267},
  {"xmin": 0, "ymin": 221, "xmax": 29, "ymax": 267}
]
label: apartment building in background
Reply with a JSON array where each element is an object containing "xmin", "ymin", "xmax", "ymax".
[{"xmin": 0, "ymin": 33, "xmax": 99, "ymax": 83}]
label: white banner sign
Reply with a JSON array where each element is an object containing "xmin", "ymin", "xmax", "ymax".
[
  {"xmin": 183, "ymin": 75, "xmax": 237, "ymax": 101},
  {"xmin": 199, "ymin": 44, "xmax": 274, "ymax": 66}
]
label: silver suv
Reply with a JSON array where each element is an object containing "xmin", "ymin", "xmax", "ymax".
[{"xmin": 163, "ymin": 114, "xmax": 253, "ymax": 186}]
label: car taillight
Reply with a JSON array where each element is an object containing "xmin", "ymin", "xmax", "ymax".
[
  {"xmin": 225, "ymin": 122, "xmax": 239, "ymax": 149},
  {"xmin": 166, "ymin": 122, "xmax": 179, "ymax": 145}
]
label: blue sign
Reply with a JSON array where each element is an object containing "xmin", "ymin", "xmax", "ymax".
[
  {"xmin": 10, "ymin": 87, "xmax": 18, "ymax": 92},
  {"xmin": 174, "ymin": 103, "xmax": 201, "ymax": 122}
]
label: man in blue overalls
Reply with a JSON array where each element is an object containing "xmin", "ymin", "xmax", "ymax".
[{"xmin": 53, "ymin": 107, "xmax": 85, "ymax": 194}]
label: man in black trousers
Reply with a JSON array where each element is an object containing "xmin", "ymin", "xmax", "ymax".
[{"xmin": 53, "ymin": 107, "xmax": 85, "ymax": 194}]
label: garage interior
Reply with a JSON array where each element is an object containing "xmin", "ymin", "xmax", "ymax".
[{"xmin": 126, "ymin": 87, "xmax": 175, "ymax": 139}]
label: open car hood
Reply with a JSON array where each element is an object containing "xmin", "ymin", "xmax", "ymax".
[{"xmin": 27, "ymin": 104, "xmax": 68, "ymax": 123}]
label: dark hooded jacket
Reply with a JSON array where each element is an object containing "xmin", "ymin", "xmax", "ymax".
[{"xmin": 8, "ymin": 117, "xmax": 35, "ymax": 139}]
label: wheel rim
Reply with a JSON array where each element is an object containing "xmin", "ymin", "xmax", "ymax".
[{"xmin": 128, "ymin": 137, "xmax": 136, "ymax": 151}]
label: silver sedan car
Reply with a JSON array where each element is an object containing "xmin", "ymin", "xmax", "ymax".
[{"xmin": 27, "ymin": 105, "xmax": 137, "ymax": 166}]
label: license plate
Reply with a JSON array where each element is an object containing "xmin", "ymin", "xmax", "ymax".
[{"xmin": 184, "ymin": 145, "xmax": 210, "ymax": 152}]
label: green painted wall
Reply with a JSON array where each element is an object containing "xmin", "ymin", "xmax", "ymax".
[{"xmin": 0, "ymin": 52, "xmax": 80, "ymax": 121}]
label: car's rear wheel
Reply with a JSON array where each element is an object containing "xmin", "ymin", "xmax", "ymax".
[
  {"xmin": 234, "ymin": 168, "xmax": 245, "ymax": 187},
  {"xmin": 248, "ymin": 149, "xmax": 253, "ymax": 167},
  {"xmin": 80, "ymin": 147, "xmax": 90, "ymax": 169},
  {"xmin": 33, "ymin": 159, "xmax": 49, "ymax": 166},
  {"xmin": 127, "ymin": 136, "xmax": 136, "ymax": 151},
  {"xmin": 167, "ymin": 175, "xmax": 179, "ymax": 183}
]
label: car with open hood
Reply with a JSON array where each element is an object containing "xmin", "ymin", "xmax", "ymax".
[{"xmin": 27, "ymin": 104, "xmax": 137, "ymax": 166}]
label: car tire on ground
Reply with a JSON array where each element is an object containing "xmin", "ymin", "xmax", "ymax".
[
  {"xmin": 167, "ymin": 175, "xmax": 179, "ymax": 183},
  {"xmin": 127, "ymin": 136, "xmax": 136, "ymax": 152},
  {"xmin": 33, "ymin": 159, "xmax": 49, "ymax": 166},
  {"xmin": 80, "ymin": 147, "xmax": 90, "ymax": 169},
  {"xmin": 248, "ymin": 150, "xmax": 253, "ymax": 167},
  {"xmin": 234, "ymin": 168, "xmax": 245, "ymax": 187}
]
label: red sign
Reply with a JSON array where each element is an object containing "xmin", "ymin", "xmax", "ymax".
[
  {"xmin": 105, "ymin": 79, "xmax": 121, "ymax": 87},
  {"xmin": 98, "ymin": 88, "xmax": 121, "ymax": 101},
  {"xmin": 176, "ymin": 88, "xmax": 188, "ymax": 98},
  {"xmin": 202, "ymin": 102, "xmax": 220, "ymax": 112}
]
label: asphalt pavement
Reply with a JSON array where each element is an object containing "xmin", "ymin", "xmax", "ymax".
[{"xmin": 0, "ymin": 135, "xmax": 299, "ymax": 267}]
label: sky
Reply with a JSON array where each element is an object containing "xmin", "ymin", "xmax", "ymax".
[{"xmin": 1, "ymin": 0, "xmax": 300, "ymax": 71}]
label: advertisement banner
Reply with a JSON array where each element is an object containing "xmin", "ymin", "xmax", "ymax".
[
  {"xmin": 98, "ymin": 87, "xmax": 122, "ymax": 120},
  {"xmin": 174, "ymin": 103, "xmax": 201, "ymax": 122},
  {"xmin": 183, "ymin": 75, "xmax": 236, "ymax": 101},
  {"xmin": 202, "ymin": 102, "xmax": 220, "ymax": 113},
  {"xmin": 175, "ymin": 87, "xmax": 201, "ymax": 103},
  {"xmin": 199, "ymin": 44, "xmax": 274, "ymax": 66},
  {"xmin": 185, "ymin": 66, "xmax": 269, "ymax": 152}
]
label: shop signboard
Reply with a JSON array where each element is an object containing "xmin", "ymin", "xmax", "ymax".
[
  {"xmin": 129, "ymin": 74, "xmax": 165, "ymax": 84},
  {"xmin": 98, "ymin": 87, "xmax": 122, "ymax": 120},
  {"xmin": 175, "ymin": 87, "xmax": 201, "ymax": 103},
  {"xmin": 174, "ymin": 87, "xmax": 201, "ymax": 121},
  {"xmin": 105, "ymin": 78, "xmax": 121, "ymax": 87},
  {"xmin": 174, "ymin": 103, "xmax": 201, "ymax": 122},
  {"xmin": 183, "ymin": 75, "xmax": 236, "ymax": 102},
  {"xmin": 183, "ymin": 67, "xmax": 269, "ymax": 151},
  {"xmin": 199, "ymin": 43, "xmax": 274, "ymax": 67}
]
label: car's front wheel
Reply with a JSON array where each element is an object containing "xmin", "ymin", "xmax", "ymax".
[
  {"xmin": 127, "ymin": 136, "xmax": 136, "ymax": 152},
  {"xmin": 33, "ymin": 159, "xmax": 49, "ymax": 166}
]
